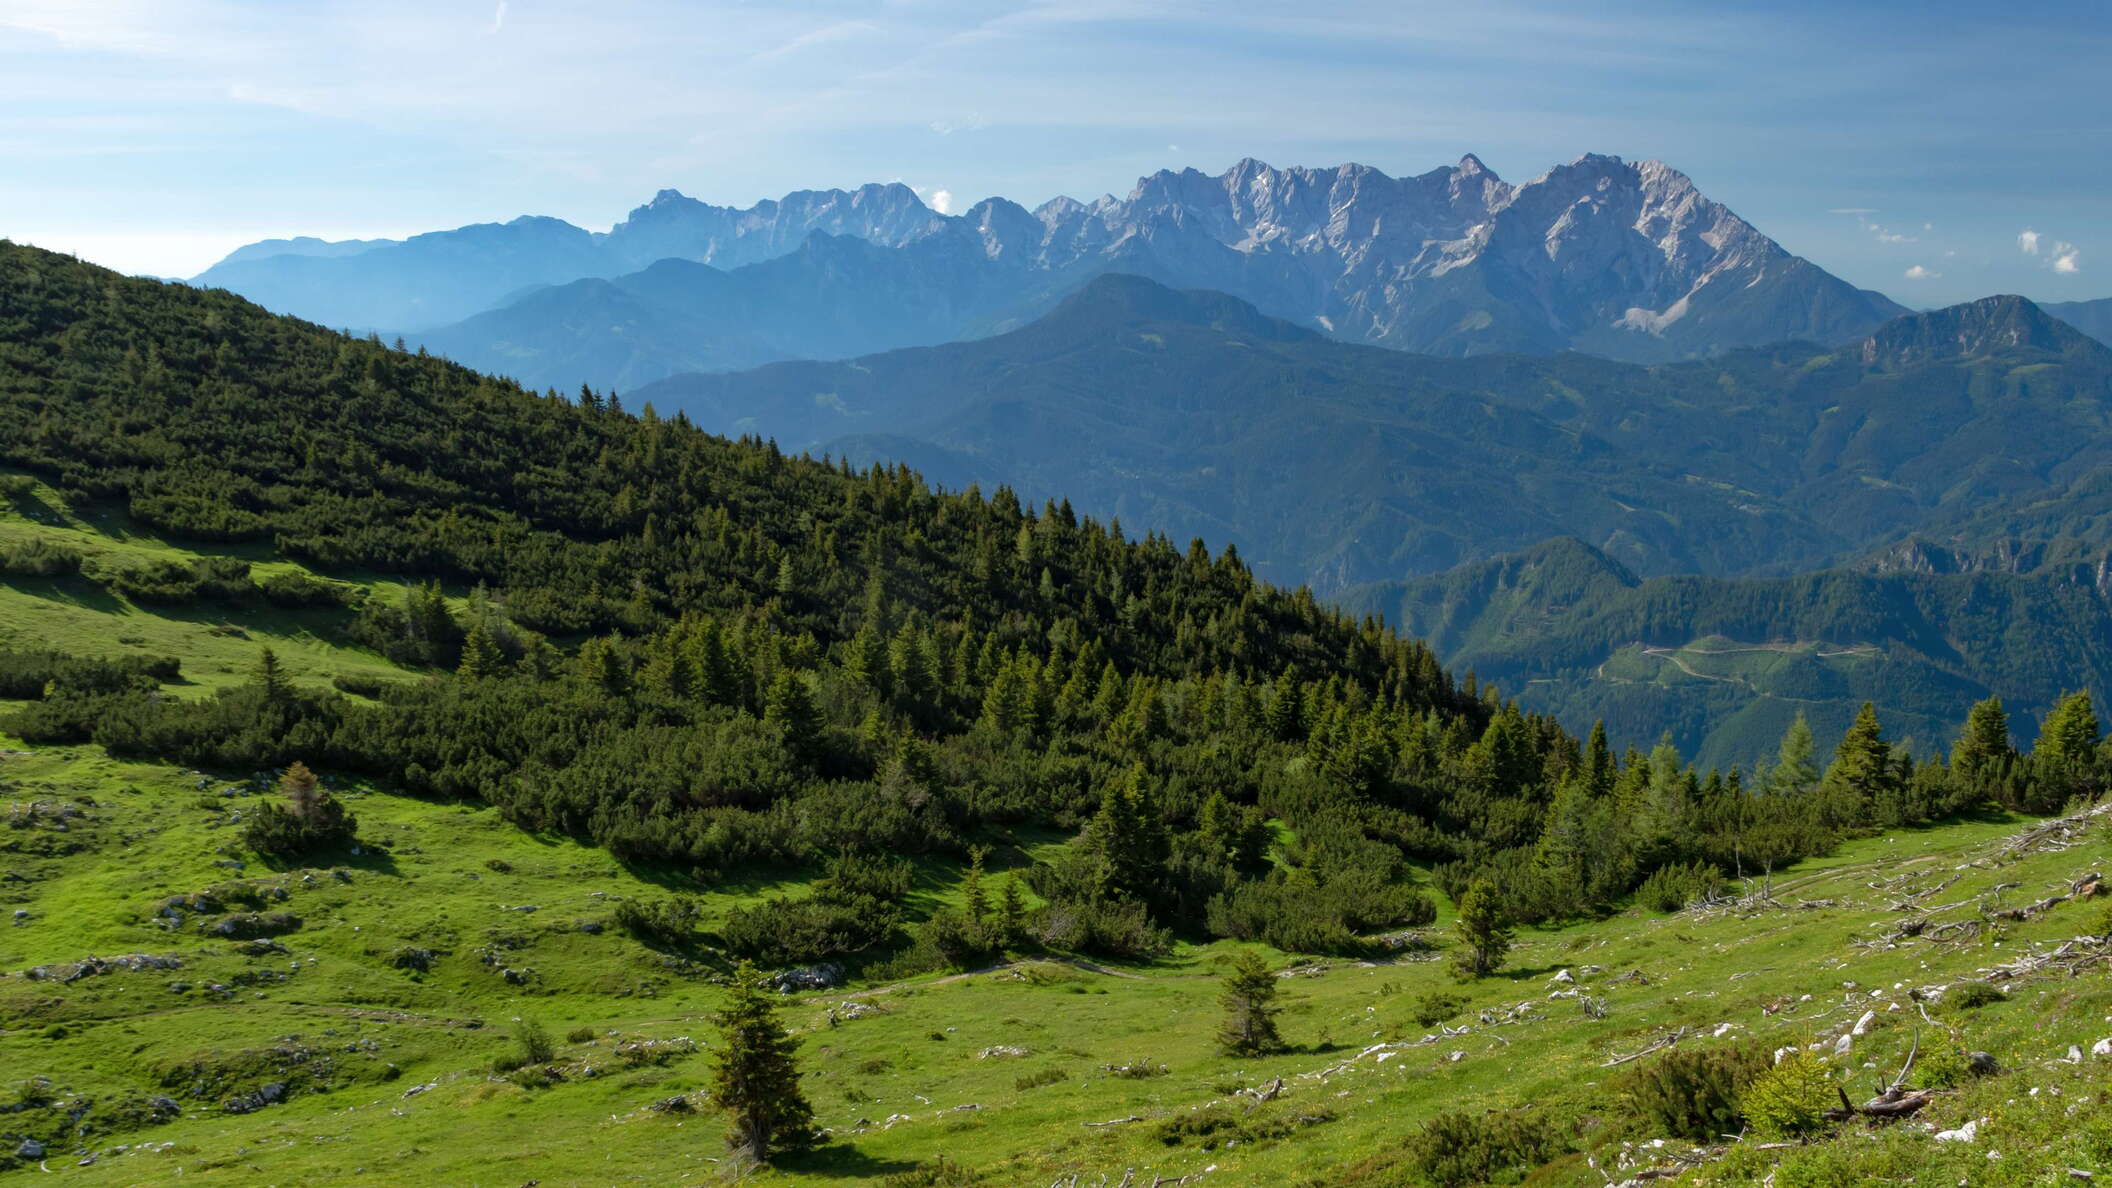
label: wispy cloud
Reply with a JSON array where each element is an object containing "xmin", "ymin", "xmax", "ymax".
[
  {"xmin": 2053, "ymin": 243, "xmax": 2081, "ymax": 274},
  {"xmin": 2019, "ymin": 228, "xmax": 2041, "ymax": 255},
  {"xmin": 752, "ymin": 20, "xmax": 875, "ymax": 63},
  {"xmin": 492, "ymin": 1, "xmax": 507, "ymax": 33},
  {"xmin": 929, "ymin": 112, "xmax": 989, "ymax": 136}
]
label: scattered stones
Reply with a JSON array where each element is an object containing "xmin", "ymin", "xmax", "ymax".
[
  {"xmin": 207, "ymin": 912, "xmax": 302, "ymax": 940},
  {"xmin": 1936, "ymin": 1119, "xmax": 1980, "ymax": 1143},
  {"xmin": 977, "ymin": 1045, "xmax": 1030, "ymax": 1060},
  {"xmin": 222, "ymin": 1082, "xmax": 287, "ymax": 1115},
  {"xmin": 767, "ymin": 963, "xmax": 844, "ymax": 993},
  {"xmin": 23, "ymin": 953, "xmax": 184, "ymax": 983}
]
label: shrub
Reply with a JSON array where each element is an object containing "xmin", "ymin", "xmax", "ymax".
[
  {"xmin": 1741, "ymin": 1052, "xmax": 1837, "ymax": 1139},
  {"xmin": 255, "ymin": 570, "xmax": 344, "ymax": 608},
  {"xmin": 1945, "ymin": 981, "xmax": 2007, "ymax": 1010},
  {"xmin": 1636, "ymin": 862, "xmax": 1725, "ymax": 914},
  {"xmin": 1411, "ymin": 990, "xmax": 1466, "ymax": 1029},
  {"xmin": 513, "ymin": 1019, "xmax": 555, "ymax": 1065},
  {"xmin": 243, "ymin": 762, "xmax": 357, "ymax": 860},
  {"xmin": 1033, "ymin": 898, "xmax": 1171, "ymax": 959},
  {"xmin": 1916, "ymin": 1041, "xmax": 1993, "ymax": 1089},
  {"xmin": 612, "ymin": 896, "xmax": 700, "ymax": 949},
  {"xmin": 1153, "ymin": 1104, "xmax": 1336, "ymax": 1150},
  {"xmin": 566, "ymin": 1025, "xmax": 598, "ymax": 1045},
  {"xmin": 0, "ymin": 537, "xmax": 83, "ymax": 577},
  {"xmin": 1619, "ymin": 1044, "xmax": 1770, "ymax": 1141},
  {"xmin": 1402, "ymin": 1108, "xmax": 1561, "ymax": 1188}
]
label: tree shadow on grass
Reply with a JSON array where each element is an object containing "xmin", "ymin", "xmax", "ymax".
[
  {"xmin": 0, "ymin": 573, "xmax": 125, "ymax": 615},
  {"xmin": 768, "ymin": 1142, "xmax": 922, "ymax": 1180}
]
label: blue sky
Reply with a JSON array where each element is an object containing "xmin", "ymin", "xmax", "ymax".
[{"xmin": 2, "ymin": 0, "xmax": 2105, "ymax": 307}]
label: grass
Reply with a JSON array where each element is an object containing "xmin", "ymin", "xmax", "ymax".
[{"xmin": 0, "ymin": 473, "xmax": 439, "ymax": 697}]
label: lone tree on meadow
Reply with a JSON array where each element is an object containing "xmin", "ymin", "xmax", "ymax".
[
  {"xmin": 712, "ymin": 962, "xmax": 815, "ymax": 1164},
  {"xmin": 1217, "ymin": 950, "xmax": 1285, "ymax": 1055},
  {"xmin": 243, "ymin": 760, "xmax": 358, "ymax": 859},
  {"xmin": 1450, "ymin": 879, "xmax": 1513, "ymax": 980}
]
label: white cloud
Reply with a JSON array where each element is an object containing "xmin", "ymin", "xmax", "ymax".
[
  {"xmin": 929, "ymin": 112, "xmax": 988, "ymax": 135},
  {"xmin": 1902, "ymin": 264, "xmax": 1939, "ymax": 280},
  {"xmin": 927, "ymin": 188, "xmax": 954, "ymax": 214},
  {"xmin": 2053, "ymin": 243, "xmax": 2081, "ymax": 274},
  {"xmin": 2019, "ymin": 228, "xmax": 2041, "ymax": 255},
  {"xmin": 492, "ymin": 1, "xmax": 507, "ymax": 33}
]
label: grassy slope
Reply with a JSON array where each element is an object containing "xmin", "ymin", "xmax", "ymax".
[
  {"xmin": 7, "ymin": 499, "xmax": 2112, "ymax": 1185},
  {"xmin": 5, "ymin": 732, "xmax": 2112, "ymax": 1186},
  {"xmin": 0, "ymin": 475, "xmax": 427, "ymax": 698}
]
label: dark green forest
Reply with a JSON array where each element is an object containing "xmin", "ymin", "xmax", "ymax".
[{"xmin": 5, "ymin": 240, "xmax": 2109, "ymax": 970}]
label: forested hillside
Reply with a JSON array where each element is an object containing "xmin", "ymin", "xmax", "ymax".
[
  {"xmin": 637, "ymin": 278, "xmax": 2112, "ymax": 593},
  {"xmin": 1339, "ymin": 537, "xmax": 2112, "ymax": 768},
  {"xmin": 7, "ymin": 238, "xmax": 2087, "ymax": 958}
]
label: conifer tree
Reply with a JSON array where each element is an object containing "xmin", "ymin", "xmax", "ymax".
[
  {"xmin": 253, "ymin": 646, "xmax": 290, "ymax": 702},
  {"xmin": 997, "ymin": 876, "xmax": 1026, "ymax": 944},
  {"xmin": 711, "ymin": 963, "xmax": 814, "ymax": 1164},
  {"xmin": 1217, "ymin": 950, "xmax": 1284, "ymax": 1055},
  {"xmin": 1819, "ymin": 702, "xmax": 1893, "ymax": 827},
  {"xmin": 962, "ymin": 846, "xmax": 990, "ymax": 925},
  {"xmin": 457, "ymin": 618, "xmax": 503, "ymax": 680},
  {"xmin": 1951, "ymin": 695, "xmax": 2014, "ymax": 781},
  {"xmin": 1767, "ymin": 713, "xmax": 1818, "ymax": 797},
  {"xmin": 1450, "ymin": 879, "xmax": 1512, "ymax": 980},
  {"xmin": 764, "ymin": 670, "xmax": 821, "ymax": 764}
]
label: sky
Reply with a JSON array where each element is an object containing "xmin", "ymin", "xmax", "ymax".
[{"xmin": 1, "ymin": 0, "xmax": 2106, "ymax": 307}]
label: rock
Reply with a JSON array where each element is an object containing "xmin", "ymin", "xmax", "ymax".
[
  {"xmin": 577, "ymin": 921, "xmax": 603, "ymax": 935},
  {"xmin": 2093, "ymin": 1038, "xmax": 2112, "ymax": 1058},
  {"xmin": 16, "ymin": 1139, "xmax": 44, "ymax": 1159},
  {"xmin": 1853, "ymin": 1010, "xmax": 1877, "ymax": 1036},
  {"xmin": 1968, "ymin": 1052, "xmax": 2000, "ymax": 1076},
  {"xmin": 977, "ymin": 1045, "xmax": 1030, "ymax": 1060},
  {"xmin": 768, "ymin": 963, "xmax": 845, "ymax": 993},
  {"xmin": 1550, "ymin": 968, "xmax": 1574, "ymax": 984},
  {"xmin": 1935, "ymin": 1120, "xmax": 1979, "ymax": 1143},
  {"xmin": 1833, "ymin": 1033, "xmax": 1854, "ymax": 1055},
  {"xmin": 1446, "ymin": 1050, "xmax": 1466, "ymax": 1063},
  {"xmin": 2068, "ymin": 1045, "xmax": 2086, "ymax": 1064}
]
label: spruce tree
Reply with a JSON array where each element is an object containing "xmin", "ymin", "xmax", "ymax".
[
  {"xmin": 1450, "ymin": 879, "xmax": 1512, "ymax": 980},
  {"xmin": 1217, "ymin": 950, "xmax": 1284, "ymax": 1055},
  {"xmin": 1819, "ymin": 702, "xmax": 1893, "ymax": 827},
  {"xmin": 711, "ymin": 963, "xmax": 814, "ymax": 1164},
  {"xmin": 1951, "ymin": 696, "xmax": 2014, "ymax": 780},
  {"xmin": 457, "ymin": 619, "xmax": 503, "ymax": 680},
  {"xmin": 962, "ymin": 846, "xmax": 990, "ymax": 925},
  {"xmin": 253, "ymin": 646, "xmax": 290, "ymax": 702},
  {"xmin": 763, "ymin": 670, "xmax": 821, "ymax": 764},
  {"xmin": 997, "ymin": 876, "xmax": 1026, "ymax": 943}
]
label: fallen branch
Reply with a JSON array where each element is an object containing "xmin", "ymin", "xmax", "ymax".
[{"xmin": 1604, "ymin": 1026, "xmax": 1692, "ymax": 1067}]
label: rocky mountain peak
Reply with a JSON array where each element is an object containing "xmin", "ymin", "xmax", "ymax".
[{"xmin": 1859, "ymin": 295, "xmax": 2101, "ymax": 369}]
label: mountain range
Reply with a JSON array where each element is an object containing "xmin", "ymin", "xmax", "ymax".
[{"xmin": 195, "ymin": 153, "xmax": 1907, "ymax": 392}]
